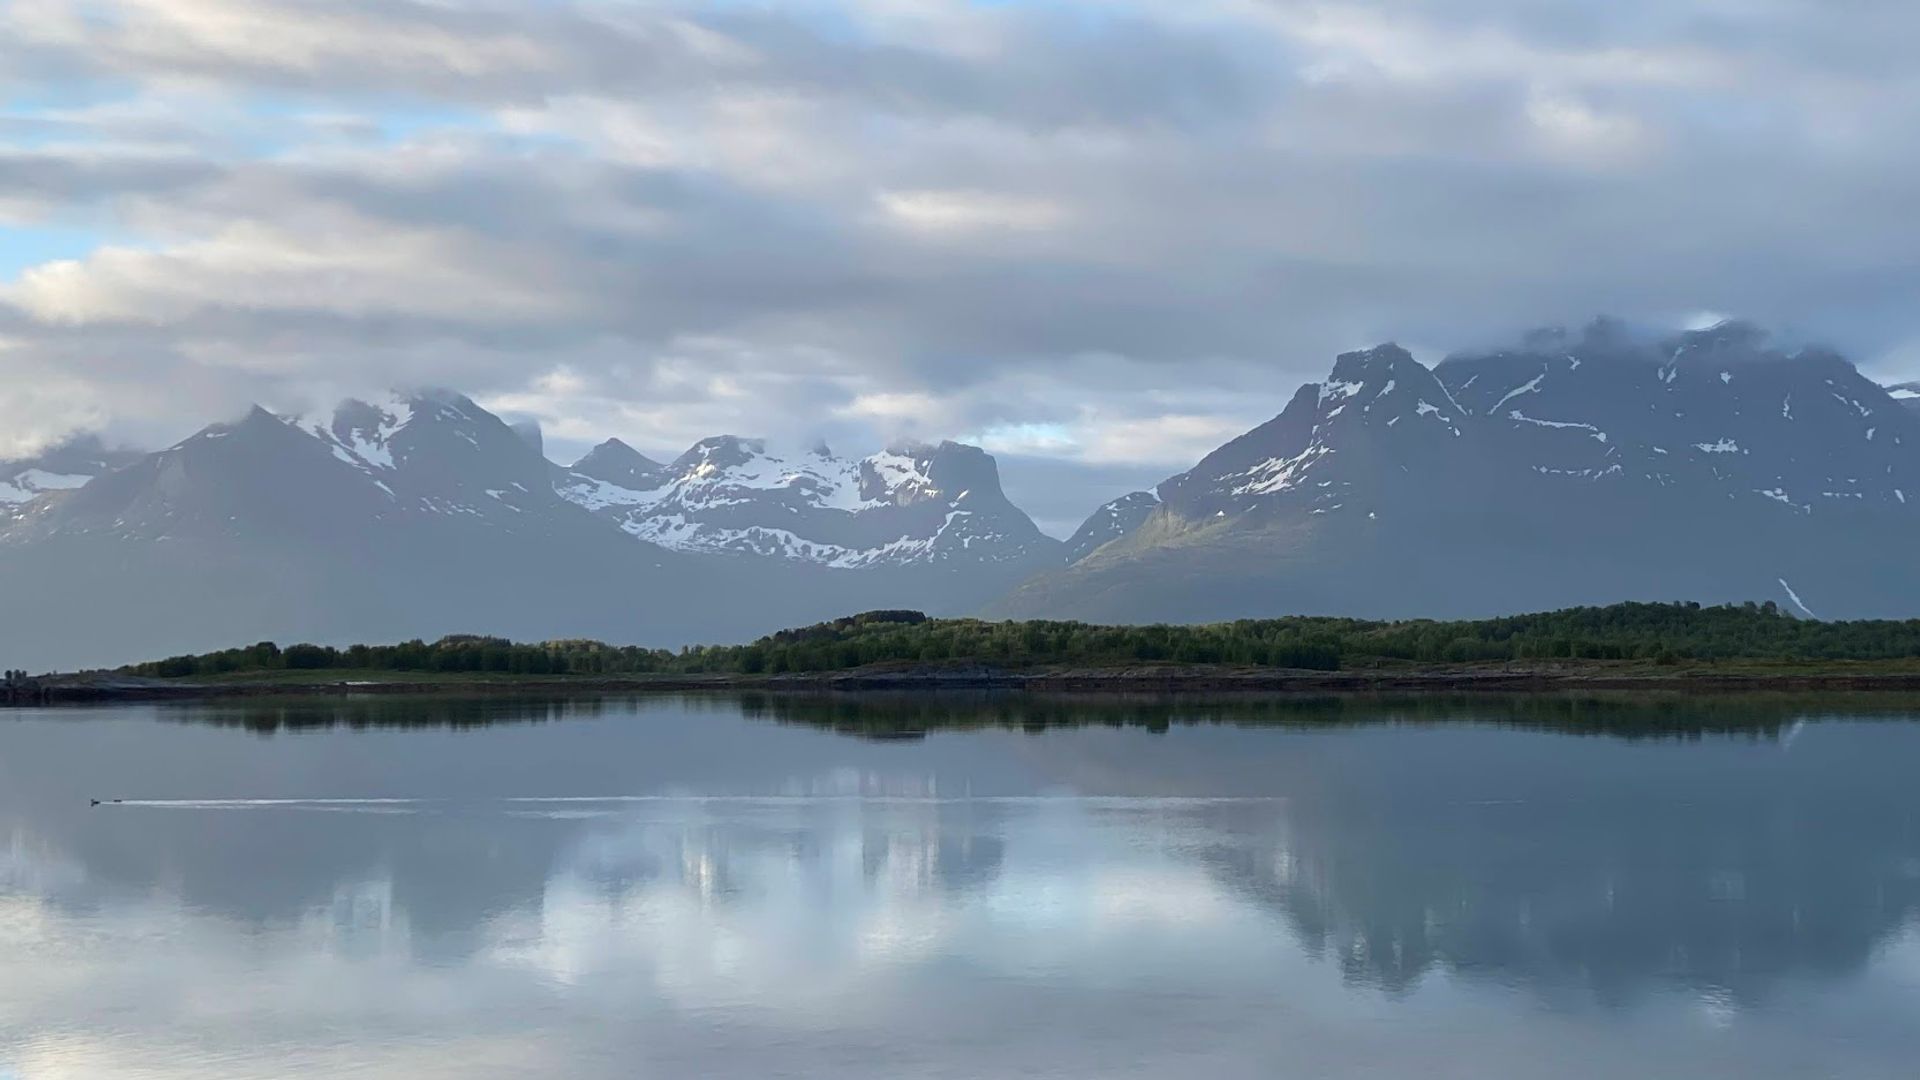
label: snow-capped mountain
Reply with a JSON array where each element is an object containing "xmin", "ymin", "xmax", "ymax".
[
  {"xmin": 286, "ymin": 392, "xmax": 566, "ymax": 526},
  {"xmin": 1437, "ymin": 321, "xmax": 1914, "ymax": 516},
  {"xmin": 2, "ymin": 392, "xmax": 580, "ymax": 546},
  {"xmin": 554, "ymin": 436, "xmax": 1061, "ymax": 570},
  {"xmin": 1004, "ymin": 321, "xmax": 1920, "ymax": 622},
  {"xmin": 0, "ymin": 392, "xmax": 726, "ymax": 670},
  {"xmin": 7, "ymin": 324, "xmax": 1920, "ymax": 671},
  {"xmin": 1150, "ymin": 342, "xmax": 1474, "ymax": 524},
  {"xmin": 0, "ymin": 391, "xmax": 1059, "ymax": 669}
]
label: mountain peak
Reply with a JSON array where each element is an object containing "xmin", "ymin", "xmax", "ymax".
[
  {"xmin": 168, "ymin": 404, "xmax": 291, "ymax": 449},
  {"xmin": 577, "ymin": 437, "xmax": 655, "ymax": 469},
  {"xmin": 877, "ymin": 440, "xmax": 1006, "ymax": 505},
  {"xmin": 572, "ymin": 438, "xmax": 665, "ymax": 488},
  {"xmin": 1158, "ymin": 345, "xmax": 1466, "ymax": 522},
  {"xmin": 1674, "ymin": 319, "xmax": 1767, "ymax": 351},
  {"xmin": 1325, "ymin": 343, "xmax": 1418, "ymax": 389},
  {"xmin": 880, "ymin": 438, "xmax": 949, "ymax": 458},
  {"xmin": 1063, "ymin": 490, "xmax": 1161, "ymax": 564},
  {"xmin": 508, "ymin": 419, "xmax": 544, "ymax": 457},
  {"xmin": 674, "ymin": 435, "xmax": 766, "ymax": 473},
  {"xmin": 553, "ymin": 431, "xmax": 1057, "ymax": 570}
]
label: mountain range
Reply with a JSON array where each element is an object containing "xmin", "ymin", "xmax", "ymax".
[
  {"xmin": 0, "ymin": 391, "xmax": 1061, "ymax": 670},
  {"xmin": 999, "ymin": 320, "xmax": 1920, "ymax": 623},
  {"xmin": 4, "ymin": 319, "xmax": 1919, "ymax": 670}
]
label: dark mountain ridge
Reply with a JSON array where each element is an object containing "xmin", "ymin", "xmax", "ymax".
[{"xmin": 1007, "ymin": 321, "xmax": 1920, "ymax": 622}]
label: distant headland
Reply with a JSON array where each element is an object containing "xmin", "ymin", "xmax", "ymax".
[{"xmin": 13, "ymin": 602, "xmax": 1920, "ymax": 706}]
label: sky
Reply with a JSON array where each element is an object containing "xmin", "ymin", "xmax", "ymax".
[{"xmin": 4, "ymin": 0, "xmax": 1920, "ymax": 535}]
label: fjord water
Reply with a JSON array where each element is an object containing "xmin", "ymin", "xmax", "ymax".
[{"xmin": 4, "ymin": 696, "xmax": 1920, "ymax": 1079}]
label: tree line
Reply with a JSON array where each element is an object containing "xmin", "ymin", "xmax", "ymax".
[{"xmin": 121, "ymin": 601, "xmax": 1920, "ymax": 680}]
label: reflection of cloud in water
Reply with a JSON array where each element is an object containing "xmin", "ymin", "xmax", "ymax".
[
  {"xmin": 2, "ymin": 828, "xmax": 86, "ymax": 896},
  {"xmin": 4, "ymin": 700, "xmax": 1920, "ymax": 1076},
  {"xmin": 484, "ymin": 798, "xmax": 1012, "ymax": 999}
]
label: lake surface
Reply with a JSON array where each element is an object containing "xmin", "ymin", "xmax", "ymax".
[{"xmin": 4, "ymin": 693, "xmax": 1920, "ymax": 1078}]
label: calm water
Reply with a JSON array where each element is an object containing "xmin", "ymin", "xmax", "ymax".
[{"xmin": 4, "ymin": 693, "xmax": 1920, "ymax": 1079}]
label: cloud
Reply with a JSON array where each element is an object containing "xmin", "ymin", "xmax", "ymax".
[
  {"xmin": 1523, "ymin": 91, "xmax": 1651, "ymax": 165},
  {"xmin": 3, "ymin": 0, "xmax": 1920, "ymax": 531},
  {"xmin": 0, "ymin": 341, "xmax": 109, "ymax": 458},
  {"xmin": 7, "ymin": 214, "xmax": 584, "ymax": 326},
  {"xmin": 877, "ymin": 189, "xmax": 1068, "ymax": 235}
]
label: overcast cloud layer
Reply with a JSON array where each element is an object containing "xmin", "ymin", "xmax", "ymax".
[{"xmin": 4, "ymin": 0, "xmax": 1920, "ymax": 532}]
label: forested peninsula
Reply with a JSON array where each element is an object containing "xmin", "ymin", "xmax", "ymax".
[{"xmin": 12, "ymin": 601, "xmax": 1920, "ymax": 705}]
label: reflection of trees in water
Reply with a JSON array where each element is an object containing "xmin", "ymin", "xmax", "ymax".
[
  {"xmin": 741, "ymin": 690, "xmax": 1853, "ymax": 741},
  {"xmin": 160, "ymin": 694, "xmax": 639, "ymax": 732},
  {"xmin": 157, "ymin": 688, "xmax": 1920, "ymax": 744}
]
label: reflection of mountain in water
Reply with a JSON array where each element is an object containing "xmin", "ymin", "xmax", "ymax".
[
  {"xmin": 6, "ymin": 694, "xmax": 1920, "ymax": 1007},
  {"xmin": 1183, "ymin": 722, "xmax": 1920, "ymax": 1006}
]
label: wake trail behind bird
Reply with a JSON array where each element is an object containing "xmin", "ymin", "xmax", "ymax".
[
  {"xmin": 90, "ymin": 794, "xmax": 1291, "ymax": 809},
  {"xmin": 97, "ymin": 798, "xmax": 434, "ymax": 809}
]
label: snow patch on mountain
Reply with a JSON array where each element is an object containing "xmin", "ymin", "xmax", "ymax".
[
  {"xmin": 1235, "ymin": 445, "xmax": 1336, "ymax": 497},
  {"xmin": 1490, "ymin": 370, "xmax": 1547, "ymax": 413},
  {"xmin": 560, "ymin": 441, "xmax": 933, "ymax": 521},
  {"xmin": 555, "ymin": 437, "xmax": 1052, "ymax": 569},
  {"xmin": 1319, "ymin": 380, "xmax": 1364, "ymax": 406},
  {"xmin": 1510, "ymin": 411, "xmax": 1608, "ymax": 442},
  {"xmin": 291, "ymin": 394, "xmax": 417, "ymax": 474},
  {"xmin": 0, "ymin": 437, "xmax": 146, "ymax": 520},
  {"xmin": 0, "ymin": 469, "xmax": 92, "ymax": 505},
  {"xmin": 1778, "ymin": 577, "xmax": 1820, "ymax": 619},
  {"xmin": 1755, "ymin": 487, "xmax": 1810, "ymax": 513}
]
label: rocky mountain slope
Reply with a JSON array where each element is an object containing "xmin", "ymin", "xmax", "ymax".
[
  {"xmin": 1062, "ymin": 491, "xmax": 1162, "ymax": 565},
  {"xmin": 1005, "ymin": 321, "xmax": 1920, "ymax": 621}
]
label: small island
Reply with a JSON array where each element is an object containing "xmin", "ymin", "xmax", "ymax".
[{"xmin": 13, "ymin": 601, "xmax": 1920, "ymax": 706}]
